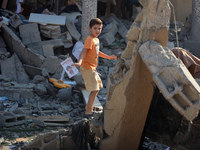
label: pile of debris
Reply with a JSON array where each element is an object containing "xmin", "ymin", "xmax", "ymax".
[{"xmin": 0, "ymin": 1, "xmax": 132, "ymax": 148}]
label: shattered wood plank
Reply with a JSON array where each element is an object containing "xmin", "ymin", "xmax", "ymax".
[{"xmin": 81, "ymin": 88, "xmax": 103, "ymax": 110}]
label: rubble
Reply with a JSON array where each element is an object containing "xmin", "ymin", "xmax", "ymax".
[{"xmin": 0, "ymin": 0, "xmax": 198, "ymax": 149}]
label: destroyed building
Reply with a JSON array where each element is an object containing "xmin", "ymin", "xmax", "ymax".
[{"xmin": 1, "ymin": 0, "xmax": 200, "ymax": 150}]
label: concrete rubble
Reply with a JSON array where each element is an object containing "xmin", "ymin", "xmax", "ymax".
[
  {"xmin": 0, "ymin": 0, "xmax": 199, "ymax": 149},
  {"xmin": 0, "ymin": 3, "xmax": 122, "ymax": 149}
]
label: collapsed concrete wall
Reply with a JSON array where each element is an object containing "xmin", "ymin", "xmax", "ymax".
[
  {"xmin": 101, "ymin": 0, "xmax": 171, "ymax": 149},
  {"xmin": 139, "ymin": 41, "xmax": 200, "ymax": 121}
]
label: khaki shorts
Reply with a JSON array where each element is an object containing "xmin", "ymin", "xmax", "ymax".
[{"xmin": 80, "ymin": 66, "xmax": 103, "ymax": 92}]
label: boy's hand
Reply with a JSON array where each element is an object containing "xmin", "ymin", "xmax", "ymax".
[
  {"xmin": 72, "ymin": 63, "xmax": 81, "ymax": 68},
  {"xmin": 110, "ymin": 55, "xmax": 117, "ymax": 60}
]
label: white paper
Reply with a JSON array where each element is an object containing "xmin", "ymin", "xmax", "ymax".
[
  {"xmin": 72, "ymin": 41, "xmax": 84, "ymax": 60},
  {"xmin": 61, "ymin": 57, "xmax": 79, "ymax": 78}
]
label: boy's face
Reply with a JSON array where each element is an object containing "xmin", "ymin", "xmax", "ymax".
[{"xmin": 89, "ymin": 24, "xmax": 102, "ymax": 38}]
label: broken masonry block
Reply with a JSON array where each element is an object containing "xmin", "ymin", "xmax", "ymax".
[
  {"xmin": 19, "ymin": 23, "xmax": 41, "ymax": 45},
  {"xmin": 139, "ymin": 41, "xmax": 200, "ymax": 121},
  {"xmin": 0, "ymin": 111, "xmax": 26, "ymax": 127}
]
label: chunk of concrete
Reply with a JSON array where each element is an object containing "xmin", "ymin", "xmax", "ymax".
[
  {"xmin": 41, "ymin": 56, "xmax": 63, "ymax": 74},
  {"xmin": 23, "ymin": 64, "xmax": 44, "ymax": 79},
  {"xmin": 1, "ymin": 53, "xmax": 29, "ymax": 83},
  {"xmin": 56, "ymin": 87, "xmax": 72, "ymax": 101},
  {"xmin": 9, "ymin": 14, "xmax": 23, "ymax": 29},
  {"xmin": 66, "ymin": 22, "xmax": 81, "ymax": 41},
  {"xmin": 59, "ymin": 31, "xmax": 73, "ymax": 48},
  {"xmin": 29, "ymin": 13, "xmax": 66, "ymax": 25},
  {"xmin": 139, "ymin": 40, "xmax": 200, "ymax": 121},
  {"xmin": 19, "ymin": 23, "xmax": 41, "ymax": 45},
  {"xmin": 42, "ymin": 44, "xmax": 54, "ymax": 57},
  {"xmin": 34, "ymin": 84, "xmax": 47, "ymax": 96},
  {"xmin": 99, "ymin": 21, "xmax": 118, "ymax": 46},
  {"xmin": 26, "ymin": 39, "xmax": 64, "ymax": 56},
  {"xmin": 102, "ymin": 13, "xmax": 128, "ymax": 40}
]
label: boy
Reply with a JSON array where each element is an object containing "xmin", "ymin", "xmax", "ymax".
[{"xmin": 73, "ymin": 18, "xmax": 116, "ymax": 116}]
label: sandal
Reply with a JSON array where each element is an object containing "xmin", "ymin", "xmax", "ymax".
[{"xmin": 93, "ymin": 107, "xmax": 103, "ymax": 111}]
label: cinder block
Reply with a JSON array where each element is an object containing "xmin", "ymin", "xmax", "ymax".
[
  {"xmin": 0, "ymin": 112, "xmax": 26, "ymax": 127},
  {"xmin": 139, "ymin": 41, "xmax": 200, "ymax": 121}
]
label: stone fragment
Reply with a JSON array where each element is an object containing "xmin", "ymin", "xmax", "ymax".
[
  {"xmin": 42, "ymin": 44, "xmax": 54, "ymax": 57},
  {"xmin": 1, "ymin": 54, "xmax": 29, "ymax": 83},
  {"xmin": 34, "ymin": 84, "xmax": 47, "ymax": 96},
  {"xmin": 66, "ymin": 22, "xmax": 81, "ymax": 41},
  {"xmin": 23, "ymin": 64, "xmax": 43, "ymax": 79},
  {"xmin": 26, "ymin": 39, "xmax": 64, "ymax": 56},
  {"xmin": 19, "ymin": 23, "xmax": 41, "ymax": 45},
  {"xmin": 41, "ymin": 56, "xmax": 63, "ymax": 74},
  {"xmin": 56, "ymin": 87, "xmax": 72, "ymax": 101}
]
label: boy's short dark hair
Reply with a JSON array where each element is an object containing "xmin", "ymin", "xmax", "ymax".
[{"xmin": 89, "ymin": 18, "xmax": 103, "ymax": 28}]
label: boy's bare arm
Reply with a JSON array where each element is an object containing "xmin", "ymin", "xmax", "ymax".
[
  {"xmin": 72, "ymin": 48, "xmax": 88, "ymax": 68},
  {"xmin": 99, "ymin": 51, "xmax": 117, "ymax": 60}
]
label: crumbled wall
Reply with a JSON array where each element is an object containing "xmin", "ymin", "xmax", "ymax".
[{"xmin": 101, "ymin": 0, "xmax": 171, "ymax": 149}]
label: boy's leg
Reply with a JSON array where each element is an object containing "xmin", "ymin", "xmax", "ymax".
[{"xmin": 85, "ymin": 90, "xmax": 99, "ymax": 115}]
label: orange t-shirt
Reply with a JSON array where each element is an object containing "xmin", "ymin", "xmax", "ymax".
[{"xmin": 81, "ymin": 35, "xmax": 100, "ymax": 70}]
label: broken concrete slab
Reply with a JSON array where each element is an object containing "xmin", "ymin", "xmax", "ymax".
[
  {"xmin": 1, "ymin": 24, "xmax": 45, "ymax": 67},
  {"xmin": 23, "ymin": 64, "xmax": 44, "ymax": 79},
  {"xmin": 102, "ymin": 13, "xmax": 128, "ymax": 41},
  {"xmin": 42, "ymin": 44, "xmax": 54, "ymax": 57},
  {"xmin": 59, "ymin": 31, "xmax": 73, "ymax": 48},
  {"xmin": 139, "ymin": 40, "xmax": 200, "ymax": 121},
  {"xmin": 28, "ymin": 13, "xmax": 66, "ymax": 25},
  {"xmin": 1, "ymin": 53, "xmax": 29, "ymax": 83},
  {"xmin": 41, "ymin": 56, "xmax": 63, "ymax": 74},
  {"xmin": 99, "ymin": 20, "xmax": 118, "ymax": 46},
  {"xmin": 9, "ymin": 14, "xmax": 23, "ymax": 29},
  {"xmin": 66, "ymin": 22, "xmax": 81, "ymax": 41},
  {"xmin": 19, "ymin": 23, "xmax": 41, "ymax": 45},
  {"xmin": 26, "ymin": 39, "xmax": 64, "ymax": 56}
]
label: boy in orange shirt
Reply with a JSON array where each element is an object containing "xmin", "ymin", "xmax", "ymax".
[{"xmin": 73, "ymin": 18, "xmax": 116, "ymax": 117}]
